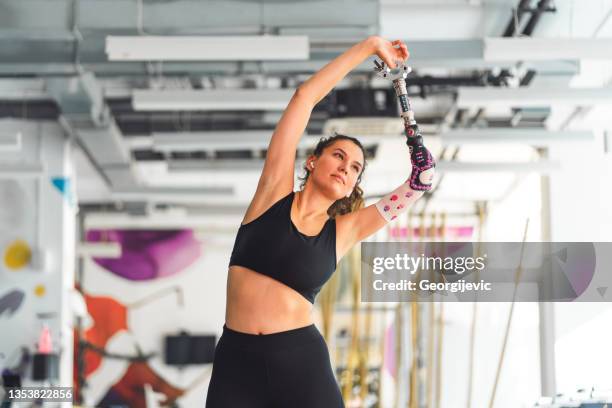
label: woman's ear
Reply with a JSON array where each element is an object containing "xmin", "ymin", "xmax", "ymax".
[{"xmin": 307, "ymin": 155, "xmax": 317, "ymax": 170}]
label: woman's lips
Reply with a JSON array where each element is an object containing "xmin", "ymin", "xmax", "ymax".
[{"xmin": 331, "ymin": 174, "xmax": 345, "ymax": 184}]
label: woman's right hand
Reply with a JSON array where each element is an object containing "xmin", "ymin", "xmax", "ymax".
[{"xmin": 369, "ymin": 36, "xmax": 410, "ymax": 69}]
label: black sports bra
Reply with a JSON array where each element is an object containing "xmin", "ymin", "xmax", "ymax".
[{"xmin": 228, "ymin": 191, "xmax": 337, "ymax": 304}]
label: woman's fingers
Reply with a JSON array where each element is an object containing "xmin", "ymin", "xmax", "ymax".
[
  {"xmin": 399, "ymin": 43, "xmax": 409, "ymax": 59},
  {"xmin": 391, "ymin": 40, "xmax": 410, "ymax": 61},
  {"xmin": 391, "ymin": 39, "xmax": 406, "ymax": 49},
  {"xmin": 376, "ymin": 39, "xmax": 409, "ymax": 68}
]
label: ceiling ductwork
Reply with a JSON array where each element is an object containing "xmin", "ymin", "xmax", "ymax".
[
  {"xmin": 46, "ymin": 73, "xmax": 137, "ymax": 189},
  {"xmin": 2, "ymin": 0, "xmax": 610, "ymax": 207}
]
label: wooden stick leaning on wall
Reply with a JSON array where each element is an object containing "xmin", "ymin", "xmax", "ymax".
[
  {"xmin": 426, "ymin": 213, "xmax": 438, "ymax": 408},
  {"xmin": 359, "ymin": 240, "xmax": 375, "ymax": 402},
  {"xmin": 435, "ymin": 212, "xmax": 447, "ymax": 408},
  {"xmin": 342, "ymin": 244, "xmax": 362, "ymax": 402},
  {"xmin": 466, "ymin": 201, "xmax": 488, "ymax": 408},
  {"xmin": 378, "ymin": 219, "xmax": 396, "ymax": 407},
  {"xmin": 392, "ymin": 217, "xmax": 402, "ymax": 408},
  {"xmin": 394, "ymin": 301, "xmax": 402, "ymax": 408},
  {"xmin": 408, "ymin": 209, "xmax": 427, "ymax": 408},
  {"xmin": 377, "ymin": 297, "xmax": 386, "ymax": 406},
  {"xmin": 488, "ymin": 219, "xmax": 530, "ymax": 408}
]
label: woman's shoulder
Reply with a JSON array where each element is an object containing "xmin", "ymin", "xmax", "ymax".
[{"xmin": 241, "ymin": 188, "xmax": 293, "ymax": 226}]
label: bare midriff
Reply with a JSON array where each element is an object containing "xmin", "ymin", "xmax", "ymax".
[{"xmin": 225, "ymin": 265, "xmax": 314, "ymax": 335}]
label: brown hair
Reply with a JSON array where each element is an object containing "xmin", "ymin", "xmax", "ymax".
[{"xmin": 298, "ymin": 133, "xmax": 367, "ymax": 218}]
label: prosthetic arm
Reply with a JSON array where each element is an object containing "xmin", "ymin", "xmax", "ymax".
[{"xmin": 373, "ymin": 60, "xmax": 436, "ymax": 222}]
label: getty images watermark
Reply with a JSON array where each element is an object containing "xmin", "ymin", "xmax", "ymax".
[{"xmin": 360, "ymin": 242, "xmax": 612, "ymax": 302}]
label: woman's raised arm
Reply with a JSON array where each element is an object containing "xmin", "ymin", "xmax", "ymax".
[
  {"xmin": 258, "ymin": 36, "xmax": 408, "ymax": 195},
  {"xmin": 243, "ymin": 37, "xmax": 409, "ymax": 223}
]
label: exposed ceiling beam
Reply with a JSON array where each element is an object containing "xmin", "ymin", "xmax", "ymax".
[
  {"xmin": 457, "ymin": 87, "xmax": 612, "ymax": 109},
  {"xmin": 0, "ymin": 36, "xmax": 582, "ymax": 76},
  {"xmin": 0, "ymin": 0, "xmax": 378, "ymax": 33},
  {"xmin": 132, "ymin": 89, "xmax": 296, "ymax": 111},
  {"xmin": 484, "ymin": 38, "xmax": 612, "ymax": 61},
  {"xmin": 106, "ymin": 36, "xmax": 309, "ymax": 62},
  {"xmin": 152, "ymin": 158, "xmax": 562, "ymax": 174},
  {"xmin": 151, "ymin": 130, "xmax": 309, "ymax": 152}
]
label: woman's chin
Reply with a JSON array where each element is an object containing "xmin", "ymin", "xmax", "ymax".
[
  {"xmin": 315, "ymin": 179, "xmax": 347, "ymax": 199},
  {"xmin": 329, "ymin": 188, "xmax": 346, "ymax": 201}
]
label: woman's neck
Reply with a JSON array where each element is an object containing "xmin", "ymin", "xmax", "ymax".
[{"xmin": 294, "ymin": 188, "xmax": 333, "ymax": 221}]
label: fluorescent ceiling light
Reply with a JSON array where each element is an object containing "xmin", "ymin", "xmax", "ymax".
[
  {"xmin": 152, "ymin": 130, "xmax": 309, "ymax": 152},
  {"xmin": 440, "ymin": 129, "xmax": 594, "ymax": 146},
  {"xmin": 484, "ymin": 38, "xmax": 612, "ymax": 60},
  {"xmin": 323, "ymin": 118, "xmax": 406, "ymax": 136},
  {"xmin": 111, "ymin": 187, "xmax": 234, "ymax": 203},
  {"xmin": 167, "ymin": 160, "xmax": 266, "ymax": 172},
  {"xmin": 132, "ymin": 89, "xmax": 296, "ymax": 111},
  {"xmin": 437, "ymin": 160, "xmax": 560, "ymax": 173},
  {"xmin": 106, "ymin": 35, "xmax": 309, "ymax": 61},
  {"xmin": 457, "ymin": 87, "xmax": 612, "ymax": 109}
]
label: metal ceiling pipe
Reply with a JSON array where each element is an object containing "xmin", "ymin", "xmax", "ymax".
[
  {"xmin": 522, "ymin": 0, "xmax": 555, "ymax": 36},
  {"xmin": 492, "ymin": 0, "xmax": 556, "ymax": 88},
  {"xmin": 502, "ymin": 0, "xmax": 533, "ymax": 37},
  {"xmin": 494, "ymin": 0, "xmax": 533, "ymax": 87}
]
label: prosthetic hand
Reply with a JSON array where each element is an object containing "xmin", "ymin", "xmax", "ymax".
[
  {"xmin": 373, "ymin": 59, "xmax": 436, "ymax": 222},
  {"xmin": 405, "ymin": 129, "xmax": 436, "ymax": 191}
]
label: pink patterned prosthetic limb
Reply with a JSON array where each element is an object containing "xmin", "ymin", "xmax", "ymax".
[
  {"xmin": 373, "ymin": 59, "xmax": 436, "ymax": 191},
  {"xmin": 406, "ymin": 133, "xmax": 436, "ymax": 191},
  {"xmin": 374, "ymin": 178, "xmax": 425, "ymax": 222},
  {"xmin": 372, "ymin": 58, "xmax": 435, "ymax": 221}
]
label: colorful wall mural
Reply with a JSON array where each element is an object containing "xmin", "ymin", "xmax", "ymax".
[{"xmin": 75, "ymin": 227, "xmax": 228, "ymax": 407}]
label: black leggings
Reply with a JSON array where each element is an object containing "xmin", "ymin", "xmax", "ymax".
[{"xmin": 206, "ymin": 324, "xmax": 345, "ymax": 408}]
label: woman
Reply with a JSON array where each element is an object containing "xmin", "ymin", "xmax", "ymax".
[{"xmin": 206, "ymin": 36, "xmax": 432, "ymax": 407}]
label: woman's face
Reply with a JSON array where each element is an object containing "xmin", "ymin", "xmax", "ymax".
[{"xmin": 308, "ymin": 139, "xmax": 364, "ymax": 200}]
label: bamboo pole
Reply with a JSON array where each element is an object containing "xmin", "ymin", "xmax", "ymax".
[
  {"xmin": 408, "ymin": 210, "xmax": 427, "ymax": 408},
  {"xmin": 488, "ymin": 220, "xmax": 529, "ymax": 408},
  {"xmin": 466, "ymin": 202, "xmax": 487, "ymax": 408},
  {"xmin": 359, "ymin": 265, "xmax": 375, "ymax": 402},
  {"xmin": 408, "ymin": 300, "xmax": 419, "ymax": 408},
  {"xmin": 342, "ymin": 246, "xmax": 362, "ymax": 402},
  {"xmin": 394, "ymin": 303, "xmax": 403, "ymax": 408},
  {"xmin": 378, "ymin": 220, "xmax": 395, "ymax": 408},
  {"xmin": 426, "ymin": 214, "xmax": 438, "ymax": 408},
  {"xmin": 426, "ymin": 301, "xmax": 435, "ymax": 407},
  {"xmin": 434, "ymin": 302, "xmax": 444, "ymax": 408},
  {"xmin": 434, "ymin": 212, "xmax": 447, "ymax": 408}
]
